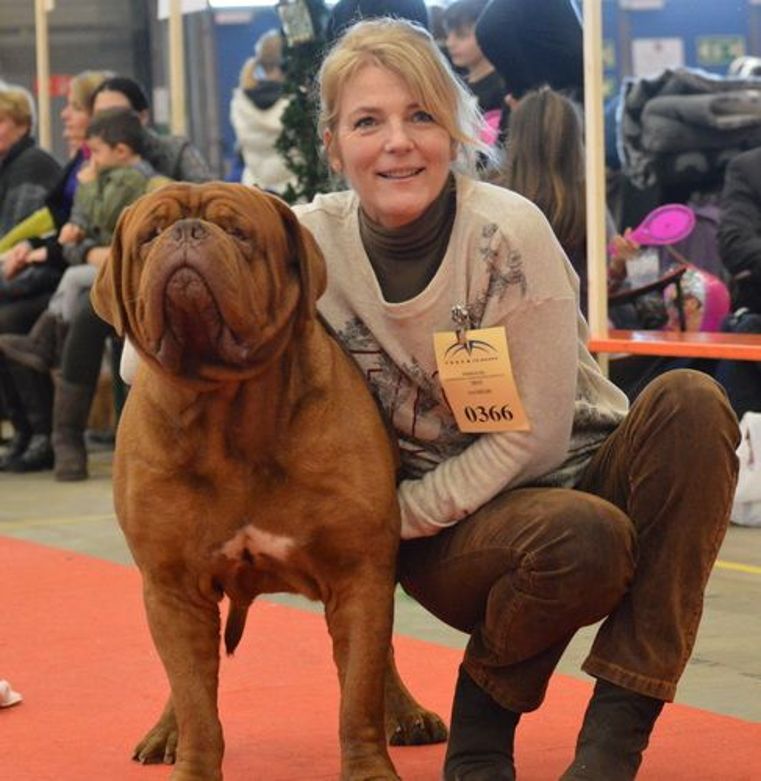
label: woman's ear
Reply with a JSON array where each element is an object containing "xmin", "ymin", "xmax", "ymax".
[{"xmin": 323, "ymin": 129, "xmax": 342, "ymax": 174}]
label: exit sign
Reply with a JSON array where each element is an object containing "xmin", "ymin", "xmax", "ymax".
[{"xmin": 697, "ymin": 36, "xmax": 745, "ymax": 67}]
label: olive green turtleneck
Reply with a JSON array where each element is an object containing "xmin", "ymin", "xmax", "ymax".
[{"xmin": 358, "ymin": 175, "xmax": 457, "ymax": 303}]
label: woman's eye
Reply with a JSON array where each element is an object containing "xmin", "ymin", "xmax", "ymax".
[
  {"xmin": 412, "ymin": 110, "xmax": 435, "ymax": 123},
  {"xmin": 353, "ymin": 116, "xmax": 377, "ymax": 130}
]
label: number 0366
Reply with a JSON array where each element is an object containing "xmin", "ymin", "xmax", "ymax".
[{"xmin": 463, "ymin": 404, "xmax": 514, "ymax": 424}]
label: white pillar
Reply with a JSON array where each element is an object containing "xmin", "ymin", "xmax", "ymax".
[
  {"xmin": 583, "ymin": 0, "xmax": 608, "ymax": 340},
  {"xmin": 169, "ymin": 0, "xmax": 187, "ymax": 136},
  {"xmin": 34, "ymin": 0, "xmax": 52, "ymax": 151}
]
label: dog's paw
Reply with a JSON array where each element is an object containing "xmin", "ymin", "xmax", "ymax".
[
  {"xmin": 387, "ymin": 707, "xmax": 448, "ymax": 746},
  {"xmin": 133, "ymin": 721, "xmax": 178, "ymax": 765}
]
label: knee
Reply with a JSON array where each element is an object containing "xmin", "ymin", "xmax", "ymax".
[
  {"xmin": 648, "ymin": 370, "xmax": 736, "ymax": 428},
  {"xmin": 640, "ymin": 369, "xmax": 740, "ymax": 455},
  {"xmin": 536, "ymin": 499, "xmax": 636, "ymax": 620}
]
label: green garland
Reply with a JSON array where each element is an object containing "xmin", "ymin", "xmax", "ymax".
[{"xmin": 275, "ymin": 0, "xmax": 332, "ymax": 204}]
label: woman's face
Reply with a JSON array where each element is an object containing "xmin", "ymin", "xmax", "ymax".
[
  {"xmin": 0, "ymin": 112, "xmax": 28, "ymax": 157},
  {"xmin": 325, "ymin": 64, "xmax": 454, "ymax": 229},
  {"xmin": 60, "ymin": 85, "xmax": 91, "ymax": 153}
]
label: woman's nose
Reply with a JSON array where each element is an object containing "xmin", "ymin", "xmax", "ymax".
[{"xmin": 384, "ymin": 120, "xmax": 413, "ymax": 152}]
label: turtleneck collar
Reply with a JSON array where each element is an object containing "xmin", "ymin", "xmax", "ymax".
[{"xmin": 359, "ymin": 174, "xmax": 456, "ymax": 264}]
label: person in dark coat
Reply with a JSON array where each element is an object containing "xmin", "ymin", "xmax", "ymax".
[
  {"xmin": 475, "ymin": 0, "xmax": 583, "ymax": 103},
  {"xmin": 715, "ymin": 146, "xmax": 761, "ymax": 417},
  {"xmin": 0, "ymin": 84, "xmax": 60, "ymax": 243},
  {"xmin": 325, "ymin": 0, "xmax": 429, "ymax": 43}
]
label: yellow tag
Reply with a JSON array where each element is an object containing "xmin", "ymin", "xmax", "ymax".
[{"xmin": 433, "ymin": 326, "xmax": 530, "ymax": 433}]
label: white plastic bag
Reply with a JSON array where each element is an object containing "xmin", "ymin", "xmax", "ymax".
[{"xmin": 731, "ymin": 412, "xmax": 761, "ymax": 527}]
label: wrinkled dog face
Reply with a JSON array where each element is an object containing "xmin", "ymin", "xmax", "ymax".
[{"xmin": 92, "ymin": 183, "xmax": 326, "ymax": 381}]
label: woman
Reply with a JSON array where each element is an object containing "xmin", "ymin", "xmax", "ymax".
[
  {"xmin": 0, "ymin": 83, "xmax": 60, "ymax": 239},
  {"xmin": 0, "ymin": 70, "xmax": 110, "ymax": 472},
  {"xmin": 293, "ymin": 19, "xmax": 739, "ymax": 781}
]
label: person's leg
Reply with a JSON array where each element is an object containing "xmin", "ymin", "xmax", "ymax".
[
  {"xmin": 53, "ymin": 291, "xmax": 113, "ymax": 481},
  {"xmin": 399, "ymin": 487, "xmax": 636, "ymax": 780},
  {"xmin": 0, "ymin": 294, "xmax": 52, "ymax": 469},
  {"xmin": 561, "ymin": 369, "xmax": 739, "ymax": 780},
  {"xmin": 2, "ymin": 361, "xmax": 54, "ymax": 472}
]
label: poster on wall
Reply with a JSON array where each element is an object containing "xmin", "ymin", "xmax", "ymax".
[
  {"xmin": 631, "ymin": 37, "xmax": 685, "ymax": 78},
  {"xmin": 620, "ymin": 0, "xmax": 665, "ymax": 8}
]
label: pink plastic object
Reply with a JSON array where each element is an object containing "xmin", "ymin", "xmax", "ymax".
[{"xmin": 629, "ymin": 204, "xmax": 696, "ymax": 246}]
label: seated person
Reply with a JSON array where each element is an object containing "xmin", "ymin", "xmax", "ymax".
[
  {"xmin": 0, "ymin": 82, "xmax": 61, "ymax": 294},
  {"xmin": 0, "ymin": 107, "xmax": 168, "ymax": 374}
]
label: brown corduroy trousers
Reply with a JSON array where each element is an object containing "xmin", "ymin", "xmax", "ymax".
[{"xmin": 398, "ymin": 370, "xmax": 740, "ymax": 712}]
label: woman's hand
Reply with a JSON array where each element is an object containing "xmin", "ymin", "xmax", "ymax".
[
  {"xmin": 1, "ymin": 241, "xmax": 33, "ymax": 279},
  {"xmin": 59, "ymin": 222, "xmax": 84, "ymax": 245},
  {"xmin": 26, "ymin": 247, "xmax": 49, "ymax": 264}
]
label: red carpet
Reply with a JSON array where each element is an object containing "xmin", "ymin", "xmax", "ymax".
[{"xmin": 1, "ymin": 535, "xmax": 759, "ymax": 780}]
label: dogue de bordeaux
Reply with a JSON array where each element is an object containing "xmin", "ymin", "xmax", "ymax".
[{"xmin": 90, "ymin": 182, "xmax": 446, "ymax": 781}]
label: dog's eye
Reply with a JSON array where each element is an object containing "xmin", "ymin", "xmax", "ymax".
[
  {"xmin": 143, "ymin": 226, "xmax": 162, "ymax": 243},
  {"xmin": 224, "ymin": 226, "xmax": 248, "ymax": 242}
]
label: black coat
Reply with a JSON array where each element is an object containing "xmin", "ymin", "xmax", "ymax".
[
  {"xmin": 0, "ymin": 134, "xmax": 61, "ymax": 237},
  {"xmin": 718, "ymin": 146, "xmax": 761, "ymax": 312}
]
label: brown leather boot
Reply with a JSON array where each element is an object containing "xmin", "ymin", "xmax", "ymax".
[
  {"xmin": 52, "ymin": 379, "xmax": 94, "ymax": 481},
  {"xmin": 559, "ymin": 679, "xmax": 665, "ymax": 781},
  {"xmin": 0, "ymin": 310, "xmax": 65, "ymax": 374},
  {"xmin": 443, "ymin": 666, "xmax": 520, "ymax": 781}
]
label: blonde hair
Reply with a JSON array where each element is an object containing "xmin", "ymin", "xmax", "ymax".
[
  {"xmin": 317, "ymin": 17, "xmax": 491, "ymax": 173},
  {"xmin": 0, "ymin": 83, "xmax": 35, "ymax": 131},
  {"xmin": 239, "ymin": 30, "xmax": 284, "ymax": 90},
  {"xmin": 69, "ymin": 70, "xmax": 114, "ymax": 113}
]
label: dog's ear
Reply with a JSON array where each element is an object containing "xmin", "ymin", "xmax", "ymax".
[
  {"xmin": 90, "ymin": 204, "xmax": 132, "ymax": 337},
  {"xmin": 268, "ymin": 194, "xmax": 327, "ymax": 322}
]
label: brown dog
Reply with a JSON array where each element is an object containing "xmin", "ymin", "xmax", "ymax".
[{"xmin": 91, "ymin": 182, "xmax": 445, "ymax": 780}]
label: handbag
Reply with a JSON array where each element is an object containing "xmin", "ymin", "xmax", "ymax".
[{"xmin": 731, "ymin": 411, "xmax": 761, "ymax": 527}]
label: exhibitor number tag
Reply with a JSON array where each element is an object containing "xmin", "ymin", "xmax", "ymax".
[{"xmin": 433, "ymin": 326, "xmax": 530, "ymax": 433}]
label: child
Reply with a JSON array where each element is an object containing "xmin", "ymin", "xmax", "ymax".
[
  {"xmin": 443, "ymin": 0, "xmax": 506, "ymax": 143},
  {"xmin": 0, "ymin": 107, "xmax": 168, "ymax": 373}
]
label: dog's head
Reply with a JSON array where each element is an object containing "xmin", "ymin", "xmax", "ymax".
[{"xmin": 91, "ymin": 182, "xmax": 326, "ymax": 382}]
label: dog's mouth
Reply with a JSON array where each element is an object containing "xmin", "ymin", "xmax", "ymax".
[{"xmin": 154, "ymin": 266, "xmax": 251, "ymax": 374}]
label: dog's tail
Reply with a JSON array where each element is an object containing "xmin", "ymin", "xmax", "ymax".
[{"xmin": 224, "ymin": 600, "xmax": 250, "ymax": 655}]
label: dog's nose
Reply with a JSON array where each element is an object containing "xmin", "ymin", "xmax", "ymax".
[{"xmin": 171, "ymin": 219, "xmax": 208, "ymax": 243}]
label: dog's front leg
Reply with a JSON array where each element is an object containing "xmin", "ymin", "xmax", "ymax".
[
  {"xmin": 142, "ymin": 573, "xmax": 224, "ymax": 781},
  {"xmin": 325, "ymin": 570, "xmax": 400, "ymax": 781}
]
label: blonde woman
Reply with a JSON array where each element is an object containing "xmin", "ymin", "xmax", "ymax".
[
  {"xmin": 293, "ymin": 19, "xmax": 739, "ymax": 781},
  {"xmin": 0, "ymin": 82, "xmax": 60, "ymax": 239}
]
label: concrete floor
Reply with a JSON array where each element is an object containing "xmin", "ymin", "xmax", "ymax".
[{"xmin": 2, "ymin": 448, "xmax": 760, "ymax": 723}]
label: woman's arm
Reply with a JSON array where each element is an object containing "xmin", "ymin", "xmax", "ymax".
[{"xmin": 398, "ymin": 295, "xmax": 578, "ymax": 538}]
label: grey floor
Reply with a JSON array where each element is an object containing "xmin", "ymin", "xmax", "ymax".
[{"xmin": 2, "ymin": 448, "xmax": 760, "ymax": 723}]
